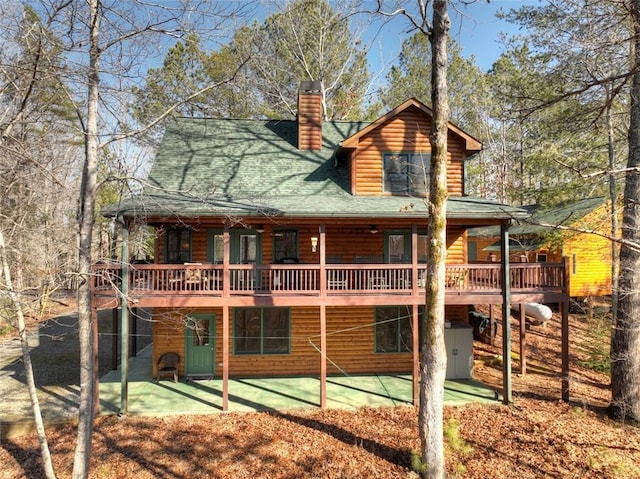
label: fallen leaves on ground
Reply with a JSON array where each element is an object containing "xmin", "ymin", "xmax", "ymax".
[{"xmin": 2, "ymin": 306, "xmax": 640, "ymax": 479}]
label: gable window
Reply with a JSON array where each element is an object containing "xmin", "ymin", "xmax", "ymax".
[
  {"xmin": 165, "ymin": 228, "xmax": 191, "ymax": 263},
  {"xmin": 234, "ymin": 307, "xmax": 290, "ymax": 355},
  {"xmin": 274, "ymin": 230, "xmax": 298, "ymax": 262},
  {"xmin": 375, "ymin": 306, "xmax": 424, "ymax": 353},
  {"xmin": 383, "ymin": 153, "xmax": 430, "ymax": 195}
]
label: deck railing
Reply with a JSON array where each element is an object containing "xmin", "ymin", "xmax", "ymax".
[{"xmin": 91, "ymin": 262, "xmax": 566, "ymax": 298}]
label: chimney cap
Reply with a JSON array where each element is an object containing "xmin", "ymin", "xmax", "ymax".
[{"xmin": 299, "ymin": 80, "xmax": 322, "ymax": 93}]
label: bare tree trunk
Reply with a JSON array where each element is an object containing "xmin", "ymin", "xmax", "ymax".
[
  {"xmin": 605, "ymin": 98, "xmax": 619, "ymax": 319},
  {"xmin": 419, "ymin": 1, "xmax": 449, "ymax": 478},
  {"xmin": 609, "ymin": 0, "xmax": 640, "ymax": 424},
  {"xmin": 0, "ymin": 229, "xmax": 57, "ymax": 479},
  {"xmin": 72, "ymin": 1, "xmax": 100, "ymax": 477}
]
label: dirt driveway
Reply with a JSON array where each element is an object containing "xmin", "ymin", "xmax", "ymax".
[{"xmin": 0, "ymin": 309, "xmax": 151, "ymax": 426}]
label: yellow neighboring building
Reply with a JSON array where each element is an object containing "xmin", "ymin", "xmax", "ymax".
[{"xmin": 468, "ymin": 197, "xmax": 615, "ymax": 298}]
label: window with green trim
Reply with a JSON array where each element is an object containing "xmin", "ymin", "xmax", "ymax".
[
  {"xmin": 234, "ymin": 307, "xmax": 290, "ymax": 355},
  {"xmin": 375, "ymin": 306, "xmax": 424, "ymax": 353},
  {"xmin": 383, "ymin": 153, "xmax": 430, "ymax": 195},
  {"xmin": 385, "ymin": 231, "xmax": 428, "ymax": 263}
]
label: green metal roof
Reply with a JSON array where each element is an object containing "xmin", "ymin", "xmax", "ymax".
[
  {"xmin": 104, "ymin": 117, "xmax": 529, "ymax": 221},
  {"xmin": 145, "ymin": 118, "xmax": 364, "ymax": 197},
  {"xmin": 105, "ymin": 193, "xmax": 527, "ymax": 220},
  {"xmin": 468, "ymin": 197, "xmax": 607, "ymax": 238}
]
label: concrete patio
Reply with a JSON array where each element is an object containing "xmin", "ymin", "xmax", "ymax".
[{"xmin": 98, "ymin": 346, "xmax": 499, "ymax": 416}]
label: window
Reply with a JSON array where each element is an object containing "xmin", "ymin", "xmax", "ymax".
[
  {"xmin": 239, "ymin": 234, "xmax": 257, "ymax": 264},
  {"xmin": 187, "ymin": 318, "xmax": 210, "ymax": 346},
  {"xmin": 206, "ymin": 231, "xmax": 224, "ymax": 263},
  {"xmin": 383, "ymin": 153, "xmax": 429, "ymax": 195},
  {"xmin": 385, "ymin": 231, "xmax": 428, "ymax": 263},
  {"xmin": 274, "ymin": 230, "xmax": 298, "ymax": 262},
  {"xmin": 388, "ymin": 234, "xmax": 407, "ymax": 263},
  {"xmin": 234, "ymin": 308, "xmax": 290, "ymax": 355},
  {"xmin": 375, "ymin": 306, "xmax": 424, "ymax": 353},
  {"xmin": 536, "ymin": 253, "xmax": 548, "ymax": 263},
  {"xmin": 417, "ymin": 234, "xmax": 428, "ymax": 263},
  {"xmin": 166, "ymin": 228, "xmax": 191, "ymax": 263},
  {"xmin": 468, "ymin": 242, "xmax": 478, "ymax": 262}
]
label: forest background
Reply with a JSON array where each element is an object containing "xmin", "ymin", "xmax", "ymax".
[{"xmin": 1, "ymin": 0, "xmax": 638, "ymax": 478}]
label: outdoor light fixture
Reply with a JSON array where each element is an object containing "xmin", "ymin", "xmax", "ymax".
[
  {"xmin": 370, "ymin": 225, "xmax": 378, "ymax": 234},
  {"xmin": 311, "ymin": 236, "xmax": 318, "ymax": 252},
  {"xmin": 256, "ymin": 225, "xmax": 264, "ymax": 233}
]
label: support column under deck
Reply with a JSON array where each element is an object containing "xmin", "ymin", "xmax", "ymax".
[
  {"xmin": 119, "ymin": 222, "xmax": 129, "ymax": 416},
  {"xmin": 500, "ymin": 223, "xmax": 512, "ymax": 404},
  {"xmin": 320, "ymin": 304, "xmax": 327, "ymax": 408},
  {"xmin": 319, "ymin": 225, "xmax": 327, "ymax": 408},
  {"xmin": 561, "ymin": 300, "xmax": 570, "ymax": 401},
  {"xmin": 412, "ymin": 303, "xmax": 419, "ymax": 405},
  {"xmin": 223, "ymin": 305, "xmax": 229, "ymax": 411},
  {"xmin": 519, "ymin": 305, "xmax": 526, "ymax": 375},
  {"xmin": 222, "ymin": 226, "xmax": 230, "ymax": 411}
]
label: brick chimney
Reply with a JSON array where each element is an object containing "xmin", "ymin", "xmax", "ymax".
[{"xmin": 297, "ymin": 80, "xmax": 323, "ymax": 150}]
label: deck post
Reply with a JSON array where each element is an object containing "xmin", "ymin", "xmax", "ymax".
[
  {"xmin": 119, "ymin": 218, "xmax": 129, "ymax": 415},
  {"xmin": 319, "ymin": 224, "xmax": 326, "ymax": 297},
  {"xmin": 489, "ymin": 305, "xmax": 495, "ymax": 346},
  {"xmin": 320, "ymin": 304, "xmax": 327, "ymax": 408},
  {"xmin": 222, "ymin": 226, "xmax": 230, "ymax": 411},
  {"xmin": 500, "ymin": 222, "xmax": 512, "ymax": 404},
  {"xmin": 561, "ymin": 256, "xmax": 571, "ymax": 401},
  {"xmin": 223, "ymin": 226, "xmax": 230, "ymax": 299},
  {"xmin": 561, "ymin": 301, "xmax": 570, "ymax": 401},
  {"xmin": 519, "ymin": 304, "xmax": 526, "ymax": 374},
  {"xmin": 130, "ymin": 308, "xmax": 137, "ymax": 357},
  {"xmin": 92, "ymin": 307, "xmax": 100, "ymax": 414},
  {"xmin": 411, "ymin": 225, "xmax": 419, "ymax": 405},
  {"xmin": 112, "ymin": 307, "xmax": 118, "ymax": 370},
  {"xmin": 223, "ymin": 305, "xmax": 229, "ymax": 411},
  {"xmin": 319, "ymin": 225, "xmax": 327, "ymax": 408},
  {"xmin": 412, "ymin": 303, "xmax": 419, "ymax": 405}
]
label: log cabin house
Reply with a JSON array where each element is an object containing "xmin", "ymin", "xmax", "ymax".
[
  {"xmin": 95, "ymin": 81, "xmax": 571, "ymax": 410},
  {"xmin": 468, "ymin": 197, "xmax": 613, "ymax": 298}
]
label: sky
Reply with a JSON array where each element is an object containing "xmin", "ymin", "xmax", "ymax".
[{"xmin": 365, "ymin": 0, "xmax": 538, "ymax": 74}]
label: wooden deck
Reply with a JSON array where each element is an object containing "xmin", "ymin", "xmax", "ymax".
[{"xmin": 91, "ymin": 261, "xmax": 569, "ymax": 308}]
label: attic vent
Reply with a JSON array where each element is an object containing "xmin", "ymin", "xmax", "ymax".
[{"xmin": 297, "ymin": 80, "xmax": 323, "ymax": 151}]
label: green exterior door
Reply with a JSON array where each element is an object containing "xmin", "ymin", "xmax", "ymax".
[{"xmin": 185, "ymin": 314, "xmax": 215, "ymax": 377}]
